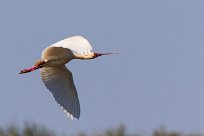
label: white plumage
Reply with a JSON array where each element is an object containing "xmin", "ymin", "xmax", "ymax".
[
  {"xmin": 20, "ymin": 35, "xmax": 116, "ymax": 120},
  {"xmin": 50, "ymin": 36, "xmax": 93, "ymax": 55},
  {"xmin": 41, "ymin": 36, "xmax": 92, "ymax": 119},
  {"xmin": 41, "ymin": 66, "xmax": 80, "ymax": 119}
]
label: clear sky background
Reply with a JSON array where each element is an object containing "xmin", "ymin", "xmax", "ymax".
[{"xmin": 0, "ymin": 0, "xmax": 204, "ymax": 135}]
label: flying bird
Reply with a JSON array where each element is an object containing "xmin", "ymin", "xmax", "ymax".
[{"xmin": 19, "ymin": 36, "xmax": 117, "ymax": 120}]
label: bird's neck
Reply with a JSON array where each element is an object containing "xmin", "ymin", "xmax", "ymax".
[
  {"xmin": 73, "ymin": 52, "xmax": 118, "ymax": 60},
  {"xmin": 73, "ymin": 53, "xmax": 95, "ymax": 60}
]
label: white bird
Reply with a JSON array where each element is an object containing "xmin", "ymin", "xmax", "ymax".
[{"xmin": 19, "ymin": 36, "xmax": 117, "ymax": 119}]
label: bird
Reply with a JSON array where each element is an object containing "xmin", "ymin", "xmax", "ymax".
[{"xmin": 19, "ymin": 36, "xmax": 117, "ymax": 120}]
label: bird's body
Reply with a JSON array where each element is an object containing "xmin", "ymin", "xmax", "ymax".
[{"xmin": 20, "ymin": 36, "xmax": 117, "ymax": 119}]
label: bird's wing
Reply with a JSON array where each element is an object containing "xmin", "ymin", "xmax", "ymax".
[
  {"xmin": 49, "ymin": 36, "xmax": 93, "ymax": 55},
  {"xmin": 40, "ymin": 65, "xmax": 80, "ymax": 119},
  {"xmin": 41, "ymin": 46, "xmax": 73, "ymax": 62}
]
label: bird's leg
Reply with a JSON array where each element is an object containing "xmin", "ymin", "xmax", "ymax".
[
  {"xmin": 19, "ymin": 59, "xmax": 47, "ymax": 74},
  {"xmin": 19, "ymin": 66, "xmax": 39, "ymax": 74}
]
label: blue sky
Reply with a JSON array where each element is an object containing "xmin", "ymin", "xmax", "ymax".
[{"xmin": 0, "ymin": 0, "xmax": 204, "ymax": 135}]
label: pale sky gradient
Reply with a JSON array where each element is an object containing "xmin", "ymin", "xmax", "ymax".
[{"xmin": 0, "ymin": 0, "xmax": 204, "ymax": 135}]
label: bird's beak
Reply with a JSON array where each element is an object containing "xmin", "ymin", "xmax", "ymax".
[{"xmin": 94, "ymin": 52, "xmax": 119, "ymax": 58}]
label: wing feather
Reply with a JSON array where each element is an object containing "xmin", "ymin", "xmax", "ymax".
[
  {"xmin": 50, "ymin": 36, "xmax": 93, "ymax": 55},
  {"xmin": 40, "ymin": 66, "xmax": 80, "ymax": 119}
]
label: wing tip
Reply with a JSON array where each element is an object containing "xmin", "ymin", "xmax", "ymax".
[{"xmin": 60, "ymin": 105, "xmax": 80, "ymax": 120}]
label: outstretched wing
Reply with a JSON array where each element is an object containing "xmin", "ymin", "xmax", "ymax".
[
  {"xmin": 49, "ymin": 36, "xmax": 93, "ymax": 55},
  {"xmin": 40, "ymin": 65, "xmax": 80, "ymax": 119}
]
